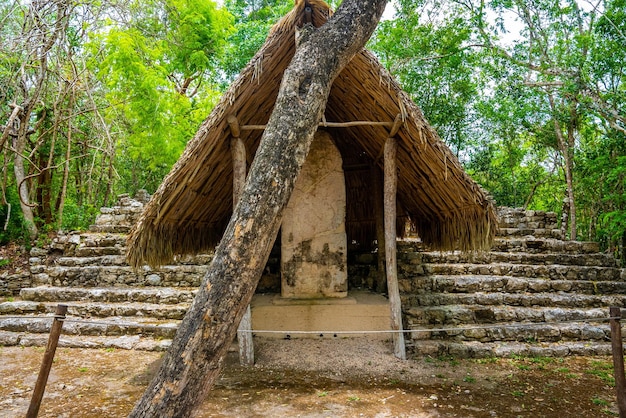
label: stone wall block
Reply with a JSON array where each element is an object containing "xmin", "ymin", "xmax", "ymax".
[{"xmin": 580, "ymin": 324, "xmax": 608, "ymax": 340}]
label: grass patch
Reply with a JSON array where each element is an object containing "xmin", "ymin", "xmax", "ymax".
[
  {"xmin": 463, "ymin": 375, "xmax": 476, "ymax": 383},
  {"xmin": 586, "ymin": 360, "xmax": 615, "ymax": 387},
  {"xmin": 592, "ymin": 397, "xmax": 610, "ymax": 406},
  {"xmin": 474, "ymin": 357, "xmax": 498, "ymax": 365}
]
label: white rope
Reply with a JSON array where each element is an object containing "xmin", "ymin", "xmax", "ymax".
[{"xmin": 0, "ymin": 315, "xmax": 613, "ymax": 334}]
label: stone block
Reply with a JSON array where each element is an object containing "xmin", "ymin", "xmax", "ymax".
[
  {"xmin": 281, "ymin": 132, "xmax": 347, "ymax": 299},
  {"xmin": 146, "ymin": 274, "xmax": 162, "ymax": 286},
  {"xmin": 551, "ymin": 281, "xmax": 572, "ymax": 292}
]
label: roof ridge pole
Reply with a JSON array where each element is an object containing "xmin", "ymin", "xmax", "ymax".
[
  {"xmin": 229, "ymin": 114, "xmax": 254, "ymax": 366},
  {"xmin": 384, "ymin": 136, "xmax": 406, "ymax": 360}
]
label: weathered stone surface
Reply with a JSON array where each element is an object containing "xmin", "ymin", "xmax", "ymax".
[
  {"xmin": 281, "ymin": 131, "xmax": 347, "ymax": 299},
  {"xmin": 3, "ymin": 200, "xmax": 626, "ymax": 357}
]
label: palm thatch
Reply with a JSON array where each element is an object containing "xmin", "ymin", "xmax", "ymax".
[{"xmin": 127, "ymin": 0, "xmax": 497, "ymax": 269}]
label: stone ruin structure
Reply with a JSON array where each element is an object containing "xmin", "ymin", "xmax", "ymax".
[
  {"xmin": 1, "ymin": 195, "xmax": 625, "ymax": 357},
  {"xmin": 281, "ymin": 131, "xmax": 348, "ymax": 299}
]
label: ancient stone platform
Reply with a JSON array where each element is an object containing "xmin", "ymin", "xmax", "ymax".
[
  {"xmin": 1, "ymin": 200, "xmax": 625, "ymax": 357},
  {"xmin": 251, "ymin": 290, "xmax": 390, "ymax": 339},
  {"xmin": 399, "ymin": 207, "xmax": 625, "ymax": 357}
]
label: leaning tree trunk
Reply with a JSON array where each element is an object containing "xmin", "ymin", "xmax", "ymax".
[{"xmin": 129, "ymin": 1, "xmax": 388, "ymax": 416}]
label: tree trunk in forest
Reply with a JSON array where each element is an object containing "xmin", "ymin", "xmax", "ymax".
[
  {"xmin": 548, "ymin": 93, "xmax": 577, "ymax": 240},
  {"xmin": 129, "ymin": 1, "xmax": 388, "ymax": 416},
  {"xmin": 14, "ymin": 120, "xmax": 37, "ymax": 240},
  {"xmin": 56, "ymin": 85, "xmax": 75, "ymax": 231}
]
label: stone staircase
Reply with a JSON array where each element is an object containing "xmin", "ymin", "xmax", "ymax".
[
  {"xmin": 0, "ymin": 193, "xmax": 207, "ymax": 351},
  {"xmin": 400, "ymin": 207, "xmax": 626, "ymax": 358},
  {"xmin": 1, "ymin": 202, "xmax": 625, "ymax": 357}
]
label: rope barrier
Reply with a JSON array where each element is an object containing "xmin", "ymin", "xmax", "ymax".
[{"xmin": 0, "ymin": 314, "xmax": 614, "ymax": 335}]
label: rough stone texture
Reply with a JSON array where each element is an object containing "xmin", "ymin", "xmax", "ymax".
[
  {"xmin": 26, "ymin": 194, "xmax": 213, "ymax": 289},
  {"xmin": 0, "ymin": 271, "xmax": 31, "ymax": 296},
  {"xmin": 281, "ymin": 131, "xmax": 348, "ymax": 298},
  {"xmin": 89, "ymin": 192, "xmax": 149, "ymax": 234},
  {"xmin": 397, "ymin": 208, "xmax": 626, "ymax": 357},
  {"xmin": 2, "ymin": 201, "xmax": 625, "ymax": 357}
]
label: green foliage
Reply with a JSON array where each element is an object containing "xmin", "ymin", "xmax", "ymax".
[
  {"xmin": 88, "ymin": 0, "xmax": 232, "ymax": 192},
  {"xmin": 585, "ymin": 360, "xmax": 615, "ymax": 387},
  {"xmin": 370, "ymin": 6, "xmax": 479, "ymax": 155},
  {"xmin": 220, "ymin": 0, "xmax": 293, "ymax": 82},
  {"xmin": 60, "ymin": 200, "xmax": 99, "ymax": 232},
  {"xmin": 577, "ymin": 133, "xmax": 626, "ymax": 255},
  {"xmin": 0, "ymin": 187, "xmax": 29, "ymax": 246}
]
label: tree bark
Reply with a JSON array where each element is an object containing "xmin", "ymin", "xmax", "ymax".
[
  {"xmin": 56, "ymin": 83, "xmax": 75, "ymax": 231},
  {"xmin": 548, "ymin": 93, "xmax": 577, "ymax": 240},
  {"xmin": 14, "ymin": 120, "xmax": 37, "ymax": 239},
  {"xmin": 129, "ymin": 1, "xmax": 388, "ymax": 416}
]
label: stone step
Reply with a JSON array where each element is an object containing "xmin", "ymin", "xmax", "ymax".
[
  {"xmin": 497, "ymin": 208, "xmax": 558, "ymax": 226},
  {"xmin": 48, "ymin": 253, "xmax": 214, "ymax": 267},
  {"xmin": 40, "ymin": 233, "xmax": 127, "ymax": 256},
  {"xmin": 408, "ymin": 321, "xmax": 611, "ymax": 345},
  {"xmin": 405, "ymin": 305, "xmax": 608, "ymax": 328},
  {"xmin": 73, "ymin": 246, "xmax": 126, "ymax": 257},
  {"xmin": 419, "ymin": 251, "xmax": 617, "ymax": 267},
  {"xmin": 492, "ymin": 237, "xmax": 600, "ymax": 254},
  {"xmin": 411, "ymin": 340, "xmax": 613, "ymax": 358},
  {"xmin": 404, "ymin": 274, "xmax": 626, "ymax": 295},
  {"xmin": 0, "ymin": 300, "xmax": 190, "ymax": 320},
  {"xmin": 0, "ymin": 330, "xmax": 172, "ymax": 351},
  {"xmin": 420, "ymin": 263, "xmax": 624, "ymax": 281},
  {"xmin": 89, "ymin": 225, "xmax": 133, "ymax": 233},
  {"xmin": 35, "ymin": 265, "xmax": 208, "ymax": 287},
  {"xmin": 497, "ymin": 227, "xmax": 563, "ymax": 239},
  {"xmin": 19, "ymin": 286, "xmax": 197, "ymax": 304},
  {"xmin": 398, "ymin": 238, "xmax": 602, "ymax": 256},
  {"xmin": 77, "ymin": 233, "xmax": 128, "ymax": 248},
  {"xmin": 52, "ymin": 255, "xmax": 128, "ymax": 267},
  {"xmin": 0, "ymin": 315, "xmax": 180, "ymax": 338},
  {"xmin": 406, "ymin": 292, "xmax": 626, "ymax": 309}
]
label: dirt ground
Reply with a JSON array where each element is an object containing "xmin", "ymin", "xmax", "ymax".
[{"xmin": 0, "ymin": 338, "xmax": 619, "ymax": 417}]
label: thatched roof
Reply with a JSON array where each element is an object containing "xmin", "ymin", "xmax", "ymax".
[{"xmin": 127, "ymin": 0, "xmax": 497, "ymax": 268}]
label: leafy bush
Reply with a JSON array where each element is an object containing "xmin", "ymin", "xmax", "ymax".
[
  {"xmin": 0, "ymin": 187, "xmax": 29, "ymax": 245},
  {"xmin": 60, "ymin": 200, "xmax": 99, "ymax": 232}
]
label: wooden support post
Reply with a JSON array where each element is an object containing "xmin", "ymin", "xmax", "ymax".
[
  {"xmin": 383, "ymin": 137, "xmax": 406, "ymax": 360},
  {"xmin": 230, "ymin": 117, "xmax": 254, "ymax": 366},
  {"xmin": 372, "ymin": 165, "xmax": 386, "ymax": 293},
  {"xmin": 610, "ymin": 306, "xmax": 626, "ymax": 418},
  {"xmin": 27, "ymin": 304, "xmax": 68, "ymax": 418}
]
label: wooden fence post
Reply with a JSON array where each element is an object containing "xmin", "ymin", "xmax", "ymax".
[
  {"xmin": 610, "ymin": 306, "xmax": 626, "ymax": 418},
  {"xmin": 26, "ymin": 304, "xmax": 68, "ymax": 418}
]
